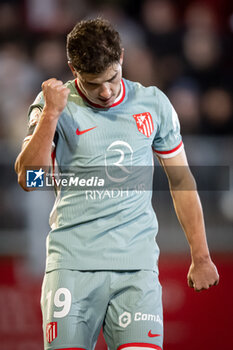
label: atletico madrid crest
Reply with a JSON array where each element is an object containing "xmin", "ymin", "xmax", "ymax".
[
  {"xmin": 133, "ymin": 112, "xmax": 154, "ymax": 137},
  {"xmin": 46, "ymin": 322, "xmax": 57, "ymax": 343}
]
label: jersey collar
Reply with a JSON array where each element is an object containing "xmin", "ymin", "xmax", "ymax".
[{"xmin": 75, "ymin": 79, "xmax": 125, "ymax": 109}]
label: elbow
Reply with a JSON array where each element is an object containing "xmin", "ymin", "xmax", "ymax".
[
  {"xmin": 15, "ymin": 160, "xmax": 32, "ymax": 192},
  {"xmin": 18, "ymin": 170, "xmax": 38, "ymax": 192},
  {"xmin": 17, "ymin": 171, "xmax": 31, "ymax": 191}
]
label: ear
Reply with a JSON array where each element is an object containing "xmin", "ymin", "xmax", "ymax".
[
  {"xmin": 119, "ymin": 48, "xmax": 124, "ymax": 65},
  {"xmin": 68, "ymin": 61, "xmax": 77, "ymax": 78}
]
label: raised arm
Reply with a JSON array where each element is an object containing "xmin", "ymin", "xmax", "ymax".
[
  {"xmin": 158, "ymin": 149, "xmax": 219, "ymax": 291},
  {"xmin": 15, "ymin": 78, "xmax": 70, "ymax": 191}
]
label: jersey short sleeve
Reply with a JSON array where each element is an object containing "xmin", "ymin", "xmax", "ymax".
[
  {"xmin": 152, "ymin": 89, "xmax": 183, "ymax": 158},
  {"xmin": 24, "ymin": 91, "xmax": 44, "ymax": 142},
  {"xmin": 24, "ymin": 91, "xmax": 58, "ymax": 148}
]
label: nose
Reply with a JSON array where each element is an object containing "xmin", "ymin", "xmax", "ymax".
[{"xmin": 99, "ymin": 84, "xmax": 111, "ymax": 100}]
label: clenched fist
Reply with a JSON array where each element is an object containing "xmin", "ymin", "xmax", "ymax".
[
  {"xmin": 42, "ymin": 78, "xmax": 70, "ymax": 117},
  {"xmin": 187, "ymin": 258, "xmax": 219, "ymax": 292}
]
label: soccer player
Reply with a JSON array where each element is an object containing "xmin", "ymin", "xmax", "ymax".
[{"xmin": 15, "ymin": 18, "xmax": 219, "ymax": 350}]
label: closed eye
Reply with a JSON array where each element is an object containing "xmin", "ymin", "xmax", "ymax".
[
  {"xmin": 87, "ymin": 82, "xmax": 99, "ymax": 87},
  {"xmin": 107, "ymin": 72, "xmax": 118, "ymax": 82}
]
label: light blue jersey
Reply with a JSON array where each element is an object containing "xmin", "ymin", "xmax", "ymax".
[{"xmin": 26, "ymin": 78, "xmax": 183, "ymax": 272}]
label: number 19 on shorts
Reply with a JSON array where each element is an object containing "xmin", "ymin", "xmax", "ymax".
[{"xmin": 46, "ymin": 288, "xmax": 72, "ymax": 320}]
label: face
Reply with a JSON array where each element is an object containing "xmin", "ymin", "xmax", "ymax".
[{"xmin": 69, "ymin": 52, "xmax": 123, "ymax": 108}]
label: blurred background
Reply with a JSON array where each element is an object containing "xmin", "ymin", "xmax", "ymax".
[{"xmin": 0, "ymin": 0, "xmax": 232, "ymax": 349}]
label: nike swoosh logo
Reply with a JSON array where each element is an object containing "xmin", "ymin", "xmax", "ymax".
[
  {"xmin": 76, "ymin": 126, "xmax": 97, "ymax": 135},
  {"xmin": 148, "ymin": 330, "xmax": 160, "ymax": 338}
]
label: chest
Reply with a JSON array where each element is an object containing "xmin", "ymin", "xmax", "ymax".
[{"xmin": 56, "ymin": 102, "xmax": 158, "ymax": 166}]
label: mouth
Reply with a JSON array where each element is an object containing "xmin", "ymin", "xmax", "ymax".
[{"xmin": 98, "ymin": 96, "xmax": 114, "ymax": 106}]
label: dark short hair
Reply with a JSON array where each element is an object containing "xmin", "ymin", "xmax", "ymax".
[{"xmin": 67, "ymin": 18, "xmax": 122, "ymax": 74}]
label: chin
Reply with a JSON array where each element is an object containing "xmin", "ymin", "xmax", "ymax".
[
  {"xmin": 100, "ymin": 101, "xmax": 112, "ymax": 107},
  {"xmin": 98, "ymin": 97, "xmax": 114, "ymax": 107}
]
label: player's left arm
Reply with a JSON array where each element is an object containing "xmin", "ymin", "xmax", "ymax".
[{"xmin": 158, "ymin": 148, "xmax": 219, "ymax": 292}]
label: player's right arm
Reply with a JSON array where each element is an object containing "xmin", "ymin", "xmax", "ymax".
[{"xmin": 15, "ymin": 78, "xmax": 70, "ymax": 191}]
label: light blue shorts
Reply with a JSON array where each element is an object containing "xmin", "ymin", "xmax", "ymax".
[{"xmin": 41, "ymin": 270, "xmax": 163, "ymax": 350}]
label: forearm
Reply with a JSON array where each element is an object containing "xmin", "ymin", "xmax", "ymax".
[
  {"xmin": 160, "ymin": 150, "xmax": 219, "ymax": 290},
  {"xmin": 15, "ymin": 107, "xmax": 59, "ymax": 190},
  {"xmin": 15, "ymin": 78, "xmax": 70, "ymax": 191},
  {"xmin": 171, "ymin": 187, "xmax": 210, "ymax": 263}
]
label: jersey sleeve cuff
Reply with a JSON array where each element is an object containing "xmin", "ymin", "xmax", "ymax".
[
  {"xmin": 153, "ymin": 140, "xmax": 183, "ymax": 158},
  {"xmin": 23, "ymin": 135, "xmax": 32, "ymax": 142}
]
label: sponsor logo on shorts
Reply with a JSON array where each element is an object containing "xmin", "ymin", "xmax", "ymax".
[
  {"xmin": 119, "ymin": 312, "xmax": 132, "ymax": 328},
  {"xmin": 148, "ymin": 330, "xmax": 161, "ymax": 337},
  {"xmin": 46, "ymin": 322, "xmax": 57, "ymax": 343},
  {"xmin": 134, "ymin": 312, "xmax": 163, "ymax": 326},
  {"xmin": 119, "ymin": 311, "xmax": 163, "ymax": 328}
]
